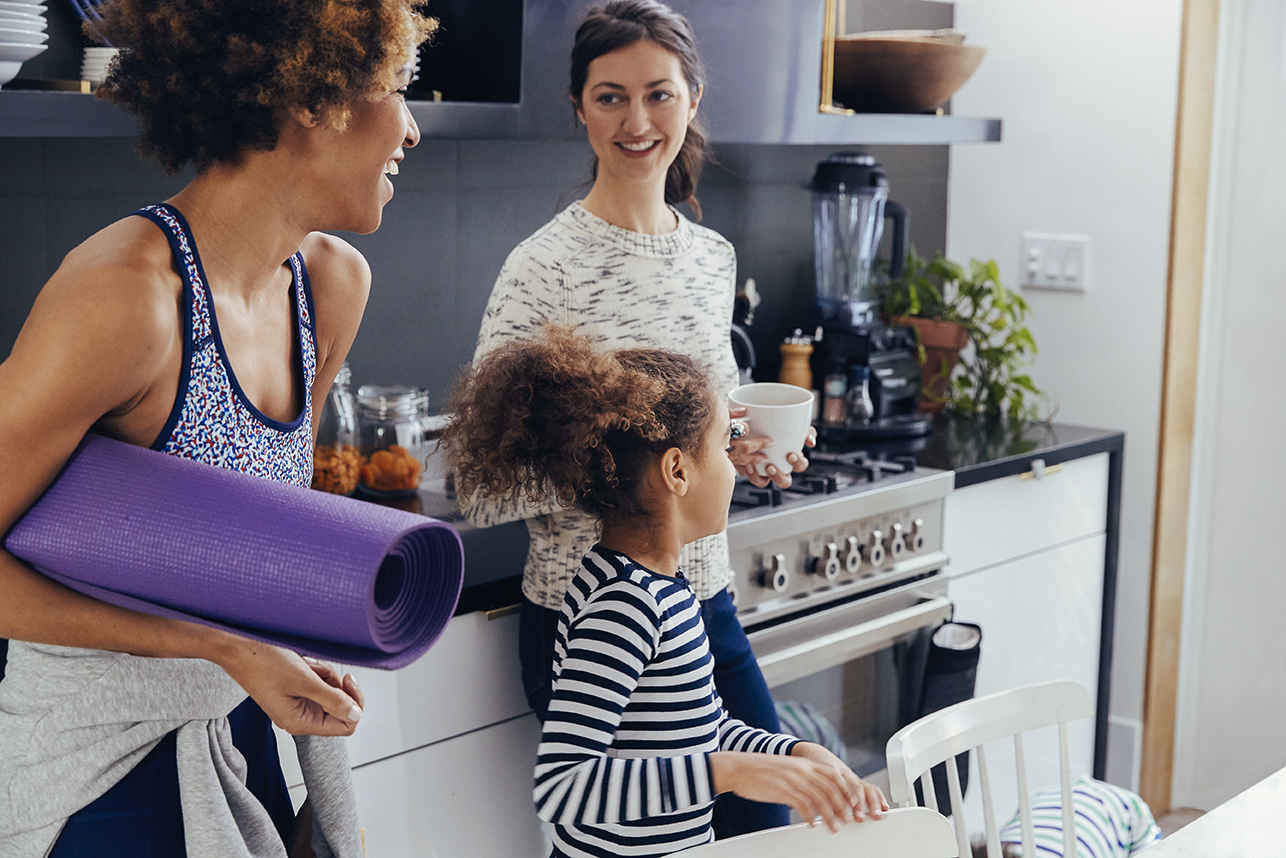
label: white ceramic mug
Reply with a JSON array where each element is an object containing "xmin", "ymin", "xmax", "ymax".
[{"xmin": 728, "ymin": 383, "xmax": 815, "ymax": 477}]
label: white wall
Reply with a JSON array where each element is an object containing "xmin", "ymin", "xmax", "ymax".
[
  {"xmin": 945, "ymin": 0, "xmax": 1184, "ymax": 790},
  {"xmin": 1173, "ymin": 0, "xmax": 1286, "ymax": 810}
]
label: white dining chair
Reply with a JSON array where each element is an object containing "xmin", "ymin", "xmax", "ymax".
[
  {"xmin": 668, "ymin": 806, "xmax": 958, "ymax": 857},
  {"xmin": 886, "ymin": 679, "xmax": 1094, "ymax": 858}
]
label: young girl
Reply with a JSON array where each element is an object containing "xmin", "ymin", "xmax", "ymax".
[{"xmin": 444, "ymin": 326, "xmax": 886, "ymax": 858}]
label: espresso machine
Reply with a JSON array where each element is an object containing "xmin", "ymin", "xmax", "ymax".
[{"xmin": 807, "ymin": 153, "xmax": 932, "ymax": 440}]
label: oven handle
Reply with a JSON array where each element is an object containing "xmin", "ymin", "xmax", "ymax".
[{"xmin": 755, "ymin": 596, "xmax": 953, "ymax": 689}]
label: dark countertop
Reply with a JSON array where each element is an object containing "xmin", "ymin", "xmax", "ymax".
[
  {"xmin": 913, "ymin": 415, "xmax": 1125, "ymax": 488},
  {"xmin": 386, "ymin": 415, "xmax": 1125, "ymax": 616}
]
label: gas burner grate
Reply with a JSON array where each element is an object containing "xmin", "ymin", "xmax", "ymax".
[
  {"xmin": 732, "ymin": 482, "xmax": 783, "ymax": 507},
  {"xmin": 787, "ymin": 474, "xmax": 839, "ymax": 496},
  {"xmin": 807, "ymin": 451, "xmax": 918, "ymax": 482}
]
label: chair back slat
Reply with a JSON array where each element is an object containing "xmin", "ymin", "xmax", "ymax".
[
  {"xmin": 944, "ymin": 746, "xmax": 970, "ymax": 858},
  {"xmin": 977, "ymin": 744, "xmax": 1002, "ymax": 858},
  {"xmin": 1059, "ymin": 722, "xmax": 1078, "ymax": 858},
  {"xmin": 1015, "ymin": 731, "xmax": 1034, "ymax": 858},
  {"xmin": 921, "ymin": 768, "xmax": 939, "ymax": 813}
]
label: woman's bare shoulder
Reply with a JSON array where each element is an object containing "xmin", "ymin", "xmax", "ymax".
[
  {"xmin": 43, "ymin": 216, "xmax": 182, "ymax": 320},
  {"xmin": 8, "ymin": 217, "xmax": 185, "ymax": 422},
  {"xmin": 300, "ymin": 232, "xmax": 371, "ymax": 298},
  {"xmin": 298, "ymin": 232, "xmax": 371, "ymax": 371}
]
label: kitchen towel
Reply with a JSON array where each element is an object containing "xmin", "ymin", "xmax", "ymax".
[{"xmin": 4, "ymin": 434, "xmax": 463, "ymax": 669}]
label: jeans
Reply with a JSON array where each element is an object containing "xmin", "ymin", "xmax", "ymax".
[
  {"xmin": 48, "ymin": 698, "xmax": 294, "ymax": 857},
  {"xmin": 519, "ymin": 589, "xmax": 790, "ymax": 839}
]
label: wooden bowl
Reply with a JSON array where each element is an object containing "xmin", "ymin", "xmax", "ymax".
[{"xmin": 832, "ymin": 35, "xmax": 986, "ymax": 114}]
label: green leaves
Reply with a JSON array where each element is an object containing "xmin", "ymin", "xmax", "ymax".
[{"xmin": 881, "ymin": 247, "xmax": 1050, "ymax": 421}]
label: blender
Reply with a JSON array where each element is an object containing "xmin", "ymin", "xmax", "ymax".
[{"xmin": 807, "ymin": 153, "xmax": 931, "ymax": 441}]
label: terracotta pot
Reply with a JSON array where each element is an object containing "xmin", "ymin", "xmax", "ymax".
[{"xmin": 890, "ymin": 315, "xmax": 969, "ymax": 413}]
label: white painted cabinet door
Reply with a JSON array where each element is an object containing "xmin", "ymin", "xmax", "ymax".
[
  {"xmin": 946, "ymin": 534, "xmax": 1106, "ymax": 837},
  {"xmin": 350, "ymin": 712, "xmax": 548, "ymax": 858}
]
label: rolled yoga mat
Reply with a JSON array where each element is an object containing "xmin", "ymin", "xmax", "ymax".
[{"xmin": 4, "ymin": 434, "xmax": 464, "ymax": 670}]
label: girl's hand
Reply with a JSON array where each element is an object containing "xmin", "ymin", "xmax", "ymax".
[
  {"xmin": 727, "ymin": 409, "xmax": 816, "ymax": 489},
  {"xmin": 710, "ymin": 748, "xmax": 874, "ymax": 832},
  {"xmin": 790, "ymin": 742, "xmax": 888, "ymax": 822},
  {"xmin": 216, "ymin": 637, "xmax": 364, "ymax": 737}
]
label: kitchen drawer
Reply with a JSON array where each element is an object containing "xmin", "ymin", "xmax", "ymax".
[
  {"xmin": 342, "ymin": 608, "xmax": 529, "ymax": 767},
  {"xmin": 943, "ymin": 452, "xmax": 1109, "ymax": 577},
  {"xmin": 350, "ymin": 713, "xmax": 546, "ymax": 858}
]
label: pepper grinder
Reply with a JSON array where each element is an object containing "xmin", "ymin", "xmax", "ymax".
[{"xmin": 778, "ymin": 329, "xmax": 814, "ymax": 389}]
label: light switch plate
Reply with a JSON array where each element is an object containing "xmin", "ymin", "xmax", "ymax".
[{"xmin": 1021, "ymin": 232, "xmax": 1091, "ymax": 292}]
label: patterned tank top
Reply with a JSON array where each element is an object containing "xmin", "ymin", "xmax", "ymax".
[{"xmin": 134, "ymin": 203, "xmax": 317, "ymax": 487}]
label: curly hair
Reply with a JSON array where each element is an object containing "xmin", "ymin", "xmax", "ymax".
[
  {"xmin": 443, "ymin": 325, "xmax": 718, "ymax": 521},
  {"xmin": 570, "ymin": 0, "xmax": 710, "ymax": 217},
  {"xmin": 89, "ymin": 0, "xmax": 437, "ymax": 174}
]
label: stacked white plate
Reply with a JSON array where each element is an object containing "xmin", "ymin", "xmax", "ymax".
[
  {"xmin": 82, "ymin": 45, "xmax": 117, "ymax": 84},
  {"xmin": 0, "ymin": 0, "xmax": 47, "ymax": 87}
]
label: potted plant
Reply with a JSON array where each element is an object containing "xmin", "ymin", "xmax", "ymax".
[{"xmin": 882, "ymin": 248, "xmax": 1049, "ymax": 422}]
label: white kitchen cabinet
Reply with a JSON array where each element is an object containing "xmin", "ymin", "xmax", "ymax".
[
  {"xmin": 278, "ymin": 608, "xmax": 533, "ymax": 813},
  {"xmin": 340, "ymin": 609, "xmax": 529, "ymax": 768},
  {"xmin": 941, "ymin": 451, "xmax": 1112, "ymax": 832},
  {"xmin": 350, "ymin": 712, "xmax": 547, "ymax": 858},
  {"xmin": 946, "ymin": 535, "xmax": 1106, "ymax": 829}
]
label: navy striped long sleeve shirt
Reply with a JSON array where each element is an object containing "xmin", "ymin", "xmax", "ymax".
[{"xmin": 534, "ymin": 546, "xmax": 800, "ymax": 858}]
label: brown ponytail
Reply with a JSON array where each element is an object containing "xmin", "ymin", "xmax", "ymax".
[
  {"xmin": 442, "ymin": 325, "xmax": 717, "ymax": 521},
  {"xmin": 569, "ymin": 0, "xmax": 710, "ymax": 217}
]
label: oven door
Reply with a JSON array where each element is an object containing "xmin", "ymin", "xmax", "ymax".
[{"xmin": 744, "ymin": 573, "xmax": 951, "ymax": 782}]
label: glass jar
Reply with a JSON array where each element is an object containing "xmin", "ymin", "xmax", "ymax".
[
  {"xmin": 355, "ymin": 385, "xmax": 429, "ymax": 496},
  {"xmin": 311, "ymin": 363, "xmax": 360, "ymax": 495}
]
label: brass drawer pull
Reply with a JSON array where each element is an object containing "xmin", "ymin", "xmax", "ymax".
[
  {"xmin": 485, "ymin": 603, "xmax": 521, "ymax": 620},
  {"xmin": 1020, "ymin": 458, "xmax": 1064, "ymax": 481}
]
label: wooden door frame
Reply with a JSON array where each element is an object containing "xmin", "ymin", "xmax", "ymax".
[{"xmin": 1140, "ymin": 0, "xmax": 1221, "ymax": 815}]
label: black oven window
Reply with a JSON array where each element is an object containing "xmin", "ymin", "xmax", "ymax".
[{"xmin": 771, "ymin": 627, "xmax": 931, "ymax": 780}]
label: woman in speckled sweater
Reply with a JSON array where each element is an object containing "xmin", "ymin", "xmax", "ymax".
[{"xmin": 464, "ymin": 0, "xmax": 814, "ymax": 839}]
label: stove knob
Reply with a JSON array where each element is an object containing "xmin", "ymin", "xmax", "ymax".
[
  {"xmin": 910, "ymin": 518, "xmax": 927, "ymax": 553},
  {"xmin": 890, "ymin": 523, "xmax": 907, "ymax": 561},
  {"xmin": 815, "ymin": 542, "xmax": 841, "ymax": 580},
  {"xmin": 761, "ymin": 553, "xmax": 790, "ymax": 593},
  {"xmin": 845, "ymin": 535, "xmax": 862, "ymax": 575},
  {"xmin": 867, "ymin": 530, "xmax": 886, "ymax": 568}
]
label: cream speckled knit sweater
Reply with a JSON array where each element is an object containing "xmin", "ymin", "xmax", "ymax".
[{"xmin": 464, "ymin": 202, "xmax": 739, "ymax": 610}]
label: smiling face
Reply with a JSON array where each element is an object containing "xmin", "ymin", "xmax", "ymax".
[
  {"xmin": 575, "ymin": 38, "xmax": 700, "ymax": 195},
  {"xmin": 306, "ymin": 62, "xmax": 421, "ymax": 234}
]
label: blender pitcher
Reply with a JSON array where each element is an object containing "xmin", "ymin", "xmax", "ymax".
[{"xmin": 809, "ymin": 153, "xmax": 908, "ymax": 326}]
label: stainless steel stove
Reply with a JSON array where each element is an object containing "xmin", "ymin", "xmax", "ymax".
[
  {"xmin": 728, "ymin": 451, "xmax": 952, "ymax": 621},
  {"xmin": 726, "ymin": 450, "xmax": 955, "ymax": 778}
]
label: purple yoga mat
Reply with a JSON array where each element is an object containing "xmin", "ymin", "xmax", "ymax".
[{"xmin": 4, "ymin": 434, "xmax": 463, "ymax": 669}]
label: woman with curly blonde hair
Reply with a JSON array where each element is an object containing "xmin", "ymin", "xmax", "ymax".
[{"xmin": 0, "ymin": 1, "xmax": 432, "ymax": 856}]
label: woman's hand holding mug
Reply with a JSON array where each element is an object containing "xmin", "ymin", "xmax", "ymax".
[{"xmin": 727, "ymin": 382, "xmax": 817, "ymax": 489}]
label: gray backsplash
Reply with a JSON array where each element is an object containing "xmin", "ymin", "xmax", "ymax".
[{"xmin": 0, "ymin": 137, "xmax": 945, "ymax": 409}]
